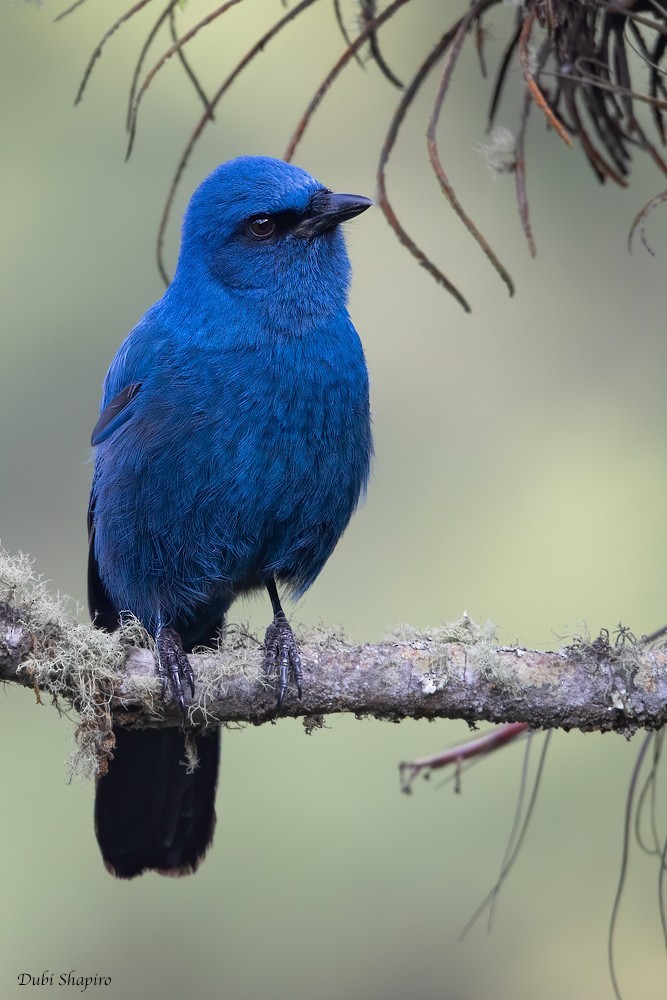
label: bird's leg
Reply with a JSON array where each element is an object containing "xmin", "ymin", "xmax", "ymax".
[
  {"xmin": 155, "ymin": 621, "xmax": 195, "ymax": 720},
  {"xmin": 264, "ymin": 577, "xmax": 302, "ymax": 710}
]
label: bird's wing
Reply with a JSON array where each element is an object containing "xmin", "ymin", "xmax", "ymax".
[
  {"xmin": 88, "ymin": 382, "xmax": 142, "ymax": 625},
  {"xmin": 91, "ymin": 381, "xmax": 142, "ymax": 447},
  {"xmin": 87, "ymin": 491, "xmax": 120, "ymax": 630}
]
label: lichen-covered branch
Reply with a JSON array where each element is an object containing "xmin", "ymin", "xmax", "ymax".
[{"xmin": 1, "ymin": 551, "xmax": 665, "ymax": 740}]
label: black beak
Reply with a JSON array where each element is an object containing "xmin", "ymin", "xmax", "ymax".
[{"xmin": 293, "ymin": 190, "xmax": 373, "ymax": 239}]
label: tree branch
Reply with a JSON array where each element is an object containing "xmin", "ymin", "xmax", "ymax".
[{"xmin": 1, "ymin": 550, "xmax": 665, "ymax": 738}]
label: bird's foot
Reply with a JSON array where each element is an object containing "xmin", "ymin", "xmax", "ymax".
[
  {"xmin": 155, "ymin": 625, "xmax": 195, "ymax": 720},
  {"xmin": 263, "ymin": 612, "xmax": 302, "ymax": 711}
]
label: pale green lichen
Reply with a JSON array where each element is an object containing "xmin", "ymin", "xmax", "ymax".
[
  {"xmin": 566, "ymin": 625, "xmax": 656, "ymax": 714},
  {"xmin": 183, "ymin": 731, "xmax": 200, "ymax": 774},
  {"xmin": 188, "ymin": 620, "xmax": 355, "ymax": 726},
  {"xmin": 0, "ymin": 547, "xmax": 126, "ymax": 780},
  {"xmin": 474, "ymin": 125, "xmax": 517, "ymax": 178},
  {"xmin": 387, "ymin": 616, "xmax": 498, "ymax": 697},
  {"xmin": 384, "ymin": 614, "xmax": 497, "ymax": 648},
  {"xmin": 295, "ymin": 621, "xmax": 351, "ymax": 652},
  {"xmin": 476, "ymin": 647, "xmax": 522, "ymax": 695},
  {"xmin": 188, "ymin": 623, "xmax": 264, "ymax": 727}
]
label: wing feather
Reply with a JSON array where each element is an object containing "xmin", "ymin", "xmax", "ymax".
[{"xmin": 91, "ymin": 382, "xmax": 142, "ymax": 446}]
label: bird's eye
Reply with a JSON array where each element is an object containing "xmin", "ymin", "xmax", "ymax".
[{"xmin": 247, "ymin": 216, "xmax": 276, "ymax": 240}]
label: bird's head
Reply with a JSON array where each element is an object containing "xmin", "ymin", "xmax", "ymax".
[{"xmin": 173, "ymin": 156, "xmax": 372, "ymax": 332}]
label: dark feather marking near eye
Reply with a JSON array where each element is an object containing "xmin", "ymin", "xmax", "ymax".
[
  {"xmin": 239, "ymin": 208, "xmax": 305, "ymax": 243},
  {"xmin": 91, "ymin": 382, "xmax": 142, "ymax": 446}
]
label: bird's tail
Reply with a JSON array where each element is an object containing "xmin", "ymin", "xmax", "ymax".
[{"xmin": 94, "ymin": 726, "xmax": 219, "ymax": 879}]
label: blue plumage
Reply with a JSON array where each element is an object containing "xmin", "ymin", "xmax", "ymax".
[{"xmin": 88, "ymin": 156, "xmax": 372, "ymax": 877}]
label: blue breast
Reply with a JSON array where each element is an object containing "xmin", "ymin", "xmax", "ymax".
[{"xmin": 91, "ymin": 299, "xmax": 371, "ymax": 632}]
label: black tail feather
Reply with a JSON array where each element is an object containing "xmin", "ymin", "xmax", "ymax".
[{"xmin": 94, "ymin": 726, "xmax": 220, "ymax": 879}]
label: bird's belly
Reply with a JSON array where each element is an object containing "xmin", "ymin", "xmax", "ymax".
[{"xmin": 92, "ymin": 397, "xmax": 368, "ymax": 626}]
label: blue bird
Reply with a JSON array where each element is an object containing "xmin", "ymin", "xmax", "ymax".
[{"xmin": 88, "ymin": 156, "xmax": 373, "ymax": 878}]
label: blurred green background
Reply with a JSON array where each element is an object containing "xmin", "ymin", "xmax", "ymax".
[{"xmin": 1, "ymin": 2, "xmax": 666, "ymax": 998}]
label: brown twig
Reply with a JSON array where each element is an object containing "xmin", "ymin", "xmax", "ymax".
[
  {"xmin": 73, "ymin": 0, "xmax": 155, "ymax": 106},
  {"xmin": 426, "ymin": 1, "xmax": 515, "ymax": 298},
  {"xmin": 127, "ymin": 0, "xmax": 247, "ymax": 158},
  {"xmin": 488, "ymin": 13, "xmax": 522, "ymax": 127},
  {"xmin": 169, "ymin": 4, "xmax": 215, "ymax": 120},
  {"xmin": 126, "ymin": 0, "xmax": 180, "ymax": 131},
  {"xmin": 400, "ymin": 721, "xmax": 529, "ymax": 792},
  {"xmin": 628, "ymin": 188, "xmax": 667, "ymax": 253},
  {"xmin": 515, "ymin": 88, "xmax": 536, "ymax": 257},
  {"xmin": 566, "ymin": 81, "xmax": 628, "ymax": 185},
  {"xmin": 601, "ymin": 2, "xmax": 667, "ymax": 38},
  {"xmin": 359, "ymin": 0, "xmax": 403, "ymax": 89},
  {"xmin": 377, "ymin": 24, "xmax": 472, "ymax": 313},
  {"xmin": 284, "ymin": 0, "xmax": 414, "ymax": 162},
  {"xmin": 518, "ymin": 7, "xmax": 573, "ymax": 147},
  {"xmin": 332, "ymin": 0, "xmax": 364, "ymax": 69},
  {"xmin": 54, "ymin": 0, "xmax": 92, "ymax": 23},
  {"xmin": 475, "ymin": 14, "xmax": 488, "ymax": 79}
]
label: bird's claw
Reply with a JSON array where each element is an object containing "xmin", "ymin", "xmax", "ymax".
[
  {"xmin": 264, "ymin": 613, "xmax": 302, "ymax": 711},
  {"xmin": 155, "ymin": 625, "xmax": 195, "ymax": 720}
]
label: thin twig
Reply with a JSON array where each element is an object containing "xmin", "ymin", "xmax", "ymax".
[
  {"xmin": 643, "ymin": 622, "xmax": 667, "ymax": 644},
  {"xmin": 459, "ymin": 731, "xmax": 553, "ymax": 940},
  {"xmin": 426, "ymin": 0, "xmax": 516, "ymax": 298},
  {"xmin": 565, "ymin": 81, "xmax": 629, "ymax": 185},
  {"xmin": 359, "ymin": 0, "xmax": 403, "ymax": 89},
  {"xmin": 608, "ymin": 731, "xmax": 654, "ymax": 1000},
  {"xmin": 515, "ymin": 89, "xmax": 536, "ymax": 257},
  {"xmin": 377, "ymin": 24, "xmax": 472, "ymax": 313},
  {"xmin": 127, "ymin": 0, "xmax": 180, "ymax": 132},
  {"xmin": 475, "ymin": 15, "xmax": 488, "ymax": 79},
  {"xmin": 519, "ymin": 8, "xmax": 573, "ymax": 146},
  {"xmin": 558, "ymin": 66, "xmax": 667, "ymax": 115},
  {"xmin": 169, "ymin": 4, "xmax": 215, "ymax": 119},
  {"xmin": 487, "ymin": 731, "xmax": 534, "ymax": 931},
  {"xmin": 659, "ymin": 830, "xmax": 667, "ymax": 965},
  {"xmin": 649, "ymin": 32, "xmax": 667, "ymax": 141},
  {"xmin": 634, "ymin": 729, "xmax": 664, "ymax": 855},
  {"xmin": 284, "ymin": 0, "xmax": 414, "ymax": 162},
  {"xmin": 332, "ymin": 0, "xmax": 364, "ymax": 69},
  {"xmin": 54, "ymin": 0, "xmax": 92, "ymax": 23},
  {"xmin": 600, "ymin": 2, "xmax": 667, "ymax": 38},
  {"xmin": 488, "ymin": 14, "xmax": 522, "ymax": 127},
  {"xmin": 74, "ymin": 0, "xmax": 156, "ymax": 106},
  {"xmin": 515, "ymin": 34, "xmax": 553, "ymax": 258},
  {"xmin": 628, "ymin": 188, "xmax": 667, "ymax": 253},
  {"xmin": 127, "ymin": 0, "xmax": 248, "ymax": 157},
  {"xmin": 399, "ymin": 722, "xmax": 528, "ymax": 791}
]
